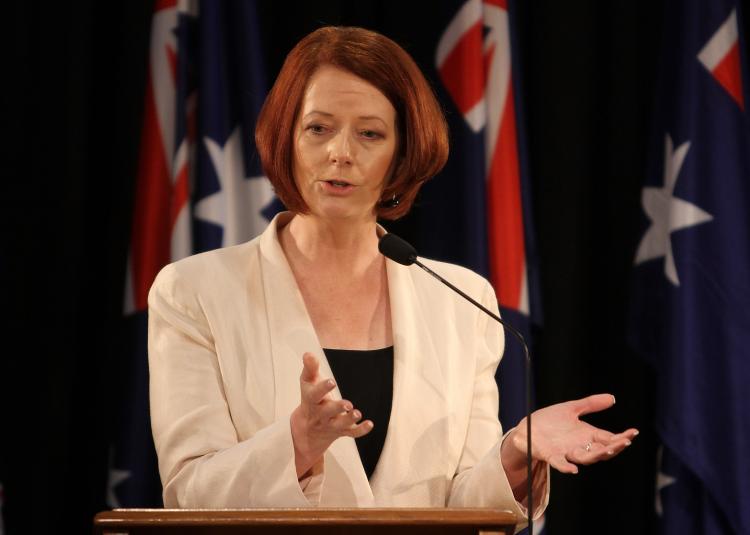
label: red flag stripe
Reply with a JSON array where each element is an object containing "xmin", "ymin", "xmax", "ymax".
[
  {"xmin": 129, "ymin": 71, "xmax": 173, "ymax": 311},
  {"xmin": 487, "ymin": 80, "xmax": 525, "ymax": 309},
  {"xmin": 438, "ymin": 21, "xmax": 486, "ymax": 115},
  {"xmin": 154, "ymin": 0, "xmax": 177, "ymax": 11},
  {"xmin": 712, "ymin": 42, "xmax": 745, "ymax": 110},
  {"xmin": 697, "ymin": 8, "xmax": 745, "ymax": 110},
  {"xmin": 485, "ymin": 0, "xmax": 508, "ymax": 10}
]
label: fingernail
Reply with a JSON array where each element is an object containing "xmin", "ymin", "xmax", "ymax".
[
  {"xmin": 353, "ymin": 410, "xmax": 361, "ymax": 419},
  {"xmin": 607, "ymin": 450, "xmax": 615, "ymax": 455},
  {"xmin": 327, "ymin": 379, "xmax": 335, "ymax": 387},
  {"xmin": 625, "ymin": 440, "xmax": 632, "ymax": 446},
  {"xmin": 366, "ymin": 421, "xmax": 374, "ymax": 429},
  {"xmin": 611, "ymin": 395, "xmax": 616, "ymax": 405},
  {"xmin": 632, "ymin": 430, "xmax": 639, "ymax": 437},
  {"xmin": 344, "ymin": 404, "xmax": 352, "ymax": 412}
]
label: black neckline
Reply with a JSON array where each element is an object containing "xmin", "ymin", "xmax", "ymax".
[{"xmin": 322, "ymin": 346, "xmax": 394, "ymax": 354}]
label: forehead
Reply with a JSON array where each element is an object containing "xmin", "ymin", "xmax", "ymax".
[{"xmin": 300, "ymin": 65, "xmax": 396, "ymax": 119}]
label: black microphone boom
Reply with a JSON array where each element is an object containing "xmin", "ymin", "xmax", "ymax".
[{"xmin": 378, "ymin": 232, "xmax": 535, "ymax": 532}]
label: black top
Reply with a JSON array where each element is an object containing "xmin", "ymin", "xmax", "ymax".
[{"xmin": 323, "ymin": 346, "xmax": 394, "ymax": 480}]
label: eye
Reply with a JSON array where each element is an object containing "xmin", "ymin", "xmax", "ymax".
[
  {"xmin": 360, "ymin": 129, "xmax": 383, "ymax": 140},
  {"xmin": 305, "ymin": 124, "xmax": 329, "ymax": 135}
]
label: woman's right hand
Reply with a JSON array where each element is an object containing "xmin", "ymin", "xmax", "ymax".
[{"xmin": 290, "ymin": 352, "xmax": 373, "ymax": 478}]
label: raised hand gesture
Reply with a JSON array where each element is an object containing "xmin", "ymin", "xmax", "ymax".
[
  {"xmin": 290, "ymin": 353, "xmax": 373, "ymax": 478},
  {"xmin": 502, "ymin": 394, "xmax": 638, "ymax": 482}
]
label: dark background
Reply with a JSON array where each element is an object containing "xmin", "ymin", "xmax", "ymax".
[{"xmin": 5, "ymin": 1, "xmax": 746, "ymax": 533}]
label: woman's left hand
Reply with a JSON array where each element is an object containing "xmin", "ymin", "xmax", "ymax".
[{"xmin": 503, "ymin": 393, "xmax": 639, "ymax": 475}]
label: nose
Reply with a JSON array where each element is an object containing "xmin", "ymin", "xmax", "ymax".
[{"xmin": 329, "ymin": 131, "xmax": 354, "ymax": 166}]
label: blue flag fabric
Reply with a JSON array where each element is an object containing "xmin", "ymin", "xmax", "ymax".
[
  {"xmin": 429, "ymin": 0, "xmax": 542, "ymax": 435},
  {"xmin": 629, "ymin": 0, "xmax": 750, "ymax": 533},
  {"xmin": 429, "ymin": 1, "xmax": 543, "ymax": 531},
  {"xmin": 109, "ymin": 0, "xmax": 275, "ymax": 508}
]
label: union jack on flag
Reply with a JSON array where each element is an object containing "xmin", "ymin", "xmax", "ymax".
[
  {"xmin": 629, "ymin": 0, "xmax": 750, "ymax": 533},
  {"xmin": 436, "ymin": 0, "xmax": 529, "ymax": 315},
  {"xmin": 434, "ymin": 1, "xmax": 543, "ymax": 532},
  {"xmin": 435, "ymin": 0, "xmax": 540, "ymax": 441},
  {"xmin": 108, "ymin": 0, "xmax": 276, "ymax": 507}
]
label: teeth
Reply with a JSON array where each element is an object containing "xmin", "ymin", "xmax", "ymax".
[{"xmin": 330, "ymin": 181, "xmax": 348, "ymax": 187}]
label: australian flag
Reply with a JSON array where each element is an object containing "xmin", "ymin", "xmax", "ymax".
[
  {"xmin": 107, "ymin": 0, "xmax": 276, "ymax": 507},
  {"xmin": 431, "ymin": 0, "xmax": 543, "ymax": 531},
  {"xmin": 629, "ymin": 0, "xmax": 750, "ymax": 533},
  {"xmin": 432, "ymin": 0, "xmax": 541, "ymax": 435}
]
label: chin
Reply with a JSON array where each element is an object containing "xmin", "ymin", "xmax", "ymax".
[{"xmin": 312, "ymin": 200, "xmax": 377, "ymax": 222}]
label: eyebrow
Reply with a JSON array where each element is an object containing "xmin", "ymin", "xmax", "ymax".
[{"xmin": 302, "ymin": 110, "xmax": 388, "ymax": 125}]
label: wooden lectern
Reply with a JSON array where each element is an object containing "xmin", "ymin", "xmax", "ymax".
[{"xmin": 93, "ymin": 508, "xmax": 518, "ymax": 534}]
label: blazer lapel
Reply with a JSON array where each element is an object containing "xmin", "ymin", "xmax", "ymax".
[
  {"xmin": 258, "ymin": 213, "xmax": 374, "ymax": 506},
  {"xmin": 369, "ymin": 258, "xmax": 448, "ymax": 505}
]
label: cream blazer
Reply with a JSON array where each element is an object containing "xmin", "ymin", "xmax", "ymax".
[{"xmin": 148, "ymin": 213, "xmax": 549, "ymax": 527}]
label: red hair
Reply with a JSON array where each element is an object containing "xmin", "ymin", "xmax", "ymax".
[{"xmin": 255, "ymin": 26, "xmax": 449, "ymax": 220}]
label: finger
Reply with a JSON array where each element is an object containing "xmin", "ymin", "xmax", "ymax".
[
  {"xmin": 592, "ymin": 429, "xmax": 616, "ymax": 444},
  {"xmin": 572, "ymin": 393, "xmax": 617, "ymax": 417},
  {"xmin": 572, "ymin": 436, "xmax": 633, "ymax": 465},
  {"xmin": 300, "ymin": 353, "xmax": 320, "ymax": 383},
  {"xmin": 342, "ymin": 419, "xmax": 374, "ymax": 439},
  {"xmin": 317, "ymin": 399, "xmax": 354, "ymax": 421},
  {"xmin": 325, "ymin": 406, "xmax": 364, "ymax": 432},
  {"xmin": 342, "ymin": 408, "xmax": 364, "ymax": 426},
  {"xmin": 547, "ymin": 453, "xmax": 579, "ymax": 474},
  {"xmin": 588, "ymin": 438, "xmax": 631, "ymax": 462},
  {"xmin": 594, "ymin": 428, "xmax": 638, "ymax": 445},
  {"xmin": 303, "ymin": 377, "xmax": 337, "ymax": 405},
  {"xmin": 567, "ymin": 442, "xmax": 608, "ymax": 465}
]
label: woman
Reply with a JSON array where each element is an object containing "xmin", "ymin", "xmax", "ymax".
[{"xmin": 148, "ymin": 26, "xmax": 637, "ymax": 527}]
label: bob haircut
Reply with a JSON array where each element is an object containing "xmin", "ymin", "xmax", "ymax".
[{"xmin": 255, "ymin": 26, "xmax": 449, "ymax": 220}]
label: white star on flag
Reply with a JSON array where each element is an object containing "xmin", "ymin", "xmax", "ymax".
[
  {"xmin": 634, "ymin": 134, "xmax": 713, "ymax": 286},
  {"xmin": 196, "ymin": 125, "xmax": 275, "ymax": 247},
  {"xmin": 655, "ymin": 446, "xmax": 677, "ymax": 517},
  {"xmin": 106, "ymin": 468, "xmax": 130, "ymax": 509},
  {"xmin": 105, "ymin": 446, "xmax": 131, "ymax": 508}
]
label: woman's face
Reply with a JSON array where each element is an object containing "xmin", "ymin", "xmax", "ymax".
[{"xmin": 292, "ymin": 65, "xmax": 397, "ymax": 222}]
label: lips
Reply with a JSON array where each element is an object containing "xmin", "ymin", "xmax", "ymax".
[
  {"xmin": 320, "ymin": 178, "xmax": 357, "ymax": 196},
  {"xmin": 326, "ymin": 179, "xmax": 353, "ymax": 188}
]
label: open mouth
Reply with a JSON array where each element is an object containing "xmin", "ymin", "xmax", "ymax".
[{"xmin": 326, "ymin": 180, "xmax": 353, "ymax": 188}]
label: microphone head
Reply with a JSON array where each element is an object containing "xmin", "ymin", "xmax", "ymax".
[{"xmin": 378, "ymin": 233, "xmax": 418, "ymax": 266}]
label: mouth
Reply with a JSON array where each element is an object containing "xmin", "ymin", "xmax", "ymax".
[{"xmin": 325, "ymin": 179, "xmax": 354, "ymax": 188}]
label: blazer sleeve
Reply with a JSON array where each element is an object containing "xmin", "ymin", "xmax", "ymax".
[
  {"xmin": 148, "ymin": 263, "xmax": 319, "ymax": 508},
  {"xmin": 446, "ymin": 280, "xmax": 549, "ymax": 531}
]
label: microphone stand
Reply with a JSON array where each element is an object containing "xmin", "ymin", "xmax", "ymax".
[{"xmin": 413, "ymin": 259, "xmax": 534, "ymax": 533}]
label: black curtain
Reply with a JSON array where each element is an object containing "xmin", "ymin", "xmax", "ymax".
[
  {"xmin": 516, "ymin": 2, "xmax": 661, "ymax": 532},
  {"xmin": 6, "ymin": 1, "xmax": 746, "ymax": 533},
  {"xmin": 5, "ymin": 2, "xmax": 153, "ymax": 534}
]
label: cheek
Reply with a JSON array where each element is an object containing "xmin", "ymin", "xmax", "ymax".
[
  {"xmin": 294, "ymin": 141, "xmax": 323, "ymax": 179},
  {"xmin": 374, "ymin": 144, "xmax": 397, "ymax": 184},
  {"xmin": 292, "ymin": 143, "xmax": 311, "ymax": 184}
]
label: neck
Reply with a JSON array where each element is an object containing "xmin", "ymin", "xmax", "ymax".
[{"xmin": 281, "ymin": 213, "xmax": 382, "ymax": 272}]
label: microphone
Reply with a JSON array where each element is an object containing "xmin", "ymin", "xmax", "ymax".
[{"xmin": 379, "ymin": 232, "xmax": 535, "ymax": 532}]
